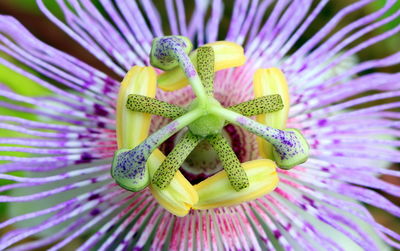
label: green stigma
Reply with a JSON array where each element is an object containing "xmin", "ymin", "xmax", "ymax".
[
  {"xmin": 113, "ymin": 35, "xmax": 309, "ymax": 193},
  {"xmin": 150, "ymin": 36, "xmax": 193, "ymax": 71}
]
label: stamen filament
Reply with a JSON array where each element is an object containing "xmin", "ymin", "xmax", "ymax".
[
  {"xmin": 206, "ymin": 134, "xmax": 249, "ymax": 191},
  {"xmin": 152, "ymin": 131, "xmax": 202, "ymax": 189},
  {"xmin": 126, "ymin": 94, "xmax": 186, "ymax": 119},
  {"xmin": 197, "ymin": 46, "xmax": 215, "ymax": 96},
  {"xmin": 228, "ymin": 94, "xmax": 284, "ymax": 116}
]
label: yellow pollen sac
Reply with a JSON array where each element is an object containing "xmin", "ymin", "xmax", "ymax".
[
  {"xmin": 148, "ymin": 150, "xmax": 198, "ymax": 217},
  {"xmin": 192, "ymin": 159, "xmax": 279, "ymax": 210},
  {"xmin": 117, "ymin": 66, "xmax": 157, "ymax": 149},
  {"xmin": 116, "ymin": 66, "xmax": 198, "ymax": 216},
  {"xmin": 157, "ymin": 41, "xmax": 246, "ymax": 91},
  {"xmin": 254, "ymin": 68, "xmax": 290, "ymax": 159}
]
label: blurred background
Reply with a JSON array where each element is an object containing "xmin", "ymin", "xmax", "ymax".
[{"xmin": 0, "ymin": 0, "xmax": 399, "ymax": 250}]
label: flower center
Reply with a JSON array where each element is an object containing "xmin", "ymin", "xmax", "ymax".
[
  {"xmin": 180, "ymin": 135, "xmax": 223, "ymax": 183},
  {"xmin": 111, "ymin": 36, "xmax": 310, "ymax": 216},
  {"xmin": 187, "ymin": 97, "xmax": 225, "ymax": 137}
]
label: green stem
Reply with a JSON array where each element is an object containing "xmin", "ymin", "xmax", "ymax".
[
  {"xmin": 111, "ymin": 108, "xmax": 203, "ymax": 192},
  {"xmin": 211, "ymin": 106, "xmax": 279, "ymax": 140},
  {"xmin": 150, "ymin": 36, "xmax": 209, "ymax": 103},
  {"xmin": 139, "ymin": 108, "xmax": 203, "ymax": 151},
  {"xmin": 210, "ymin": 106, "xmax": 309, "ymax": 169},
  {"xmin": 175, "ymin": 48, "xmax": 208, "ymax": 104}
]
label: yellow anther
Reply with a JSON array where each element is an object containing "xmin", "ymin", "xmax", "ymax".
[
  {"xmin": 158, "ymin": 41, "xmax": 246, "ymax": 91},
  {"xmin": 116, "ymin": 66, "xmax": 198, "ymax": 216},
  {"xmin": 193, "ymin": 159, "xmax": 278, "ymax": 210},
  {"xmin": 116, "ymin": 66, "xmax": 157, "ymax": 149},
  {"xmin": 148, "ymin": 150, "xmax": 198, "ymax": 217},
  {"xmin": 254, "ymin": 68, "xmax": 290, "ymax": 159},
  {"xmin": 193, "ymin": 41, "xmax": 246, "ymax": 71}
]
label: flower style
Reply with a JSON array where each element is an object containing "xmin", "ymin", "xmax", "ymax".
[{"xmin": 0, "ymin": 1, "xmax": 399, "ymax": 250}]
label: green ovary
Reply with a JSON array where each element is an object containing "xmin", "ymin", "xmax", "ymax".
[{"xmin": 187, "ymin": 97, "xmax": 225, "ymax": 137}]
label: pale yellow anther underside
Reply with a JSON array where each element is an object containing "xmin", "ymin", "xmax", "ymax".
[
  {"xmin": 116, "ymin": 66, "xmax": 198, "ymax": 217},
  {"xmin": 157, "ymin": 41, "xmax": 246, "ymax": 91},
  {"xmin": 148, "ymin": 150, "xmax": 199, "ymax": 217},
  {"xmin": 254, "ymin": 68, "xmax": 290, "ymax": 159},
  {"xmin": 193, "ymin": 159, "xmax": 279, "ymax": 210},
  {"xmin": 117, "ymin": 66, "xmax": 157, "ymax": 149}
]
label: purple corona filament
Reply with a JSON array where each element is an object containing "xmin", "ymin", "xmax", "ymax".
[{"xmin": 0, "ymin": 2, "xmax": 398, "ymax": 250}]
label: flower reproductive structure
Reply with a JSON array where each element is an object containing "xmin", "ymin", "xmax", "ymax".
[{"xmin": 112, "ymin": 35, "xmax": 310, "ymax": 216}]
